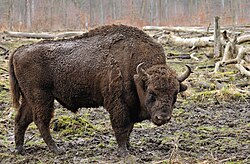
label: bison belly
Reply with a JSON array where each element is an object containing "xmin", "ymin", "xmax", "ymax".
[
  {"xmin": 53, "ymin": 89, "xmax": 102, "ymax": 112},
  {"xmin": 51, "ymin": 66, "xmax": 104, "ymax": 112}
]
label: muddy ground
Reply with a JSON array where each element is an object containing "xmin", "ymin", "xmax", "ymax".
[{"xmin": 0, "ymin": 31, "xmax": 249, "ymax": 163}]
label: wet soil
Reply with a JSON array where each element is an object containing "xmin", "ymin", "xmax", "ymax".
[{"xmin": 0, "ymin": 34, "xmax": 249, "ymax": 163}]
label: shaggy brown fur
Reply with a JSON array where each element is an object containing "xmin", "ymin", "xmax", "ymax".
[{"xmin": 9, "ymin": 24, "xmax": 190, "ymax": 155}]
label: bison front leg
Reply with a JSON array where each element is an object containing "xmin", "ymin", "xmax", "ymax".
[
  {"xmin": 111, "ymin": 121, "xmax": 134, "ymax": 156},
  {"xmin": 109, "ymin": 107, "xmax": 134, "ymax": 156}
]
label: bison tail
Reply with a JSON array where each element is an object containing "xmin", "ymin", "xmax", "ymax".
[{"xmin": 9, "ymin": 52, "xmax": 20, "ymax": 108}]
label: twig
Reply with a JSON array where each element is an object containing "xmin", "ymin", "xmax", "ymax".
[
  {"xmin": 190, "ymin": 53, "xmax": 199, "ymax": 61},
  {"xmin": 219, "ymin": 156, "xmax": 237, "ymax": 163},
  {"xmin": 169, "ymin": 137, "xmax": 180, "ymax": 164},
  {"xmin": 206, "ymin": 23, "xmax": 211, "ymax": 34},
  {"xmin": 196, "ymin": 65, "xmax": 215, "ymax": 69},
  {"xmin": 0, "ymin": 45, "xmax": 9, "ymax": 56},
  {"xmin": 166, "ymin": 53, "xmax": 191, "ymax": 59},
  {"xmin": 25, "ymin": 134, "xmax": 36, "ymax": 144},
  {"xmin": 214, "ymin": 61, "xmax": 222, "ymax": 73},
  {"xmin": 0, "ymin": 67, "xmax": 8, "ymax": 72}
]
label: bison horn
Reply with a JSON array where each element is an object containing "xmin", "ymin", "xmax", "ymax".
[
  {"xmin": 136, "ymin": 62, "xmax": 150, "ymax": 78},
  {"xmin": 177, "ymin": 65, "xmax": 192, "ymax": 82}
]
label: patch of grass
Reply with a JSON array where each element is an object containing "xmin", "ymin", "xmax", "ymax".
[
  {"xmin": 0, "ymin": 89, "xmax": 9, "ymax": 103},
  {"xmin": 0, "ymin": 135, "xmax": 9, "ymax": 145},
  {"xmin": 218, "ymin": 86, "xmax": 248, "ymax": 101},
  {"xmin": 134, "ymin": 121, "xmax": 155, "ymax": 129},
  {"xmin": 51, "ymin": 115, "xmax": 97, "ymax": 137},
  {"xmin": 1, "ymin": 39, "xmax": 38, "ymax": 51},
  {"xmin": 190, "ymin": 85, "xmax": 249, "ymax": 103},
  {"xmin": 161, "ymin": 136, "xmax": 176, "ymax": 144},
  {"xmin": 197, "ymin": 125, "xmax": 217, "ymax": 133},
  {"xmin": 26, "ymin": 139, "xmax": 45, "ymax": 147},
  {"xmin": 0, "ymin": 153, "xmax": 15, "ymax": 159},
  {"xmin": 226, "ymin": 162, "xmax": 243, "ymax": 164},
  {"xmin": 191, "ymin": 90, "xmax": 217, "ymax": 102},
  {"xmin": 172, "ymin": 108, "xmax": 185, "ymax": 117}
]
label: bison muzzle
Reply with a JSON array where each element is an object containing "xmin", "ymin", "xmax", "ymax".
[{"xmin": 9, "ymin": 24, "xmax": 191, "ymax": 156}]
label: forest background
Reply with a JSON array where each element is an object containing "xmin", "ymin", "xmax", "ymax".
[{"xmin": 0, "ymin": 0, "xmax": 250, "ymax": 32}]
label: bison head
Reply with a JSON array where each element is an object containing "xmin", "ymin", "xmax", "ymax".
[{"xmin": 134, "ymin": 63, "xmax": 191, "ymax": 126}]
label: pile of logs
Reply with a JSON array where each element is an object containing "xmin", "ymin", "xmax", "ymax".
[
  {"xmin": 1, "ymin": 19, "xmax": 250, "ymax": 76},
  {"xmin": 143, "ymin": 18, "xmax": 250, "ymax": 77}
]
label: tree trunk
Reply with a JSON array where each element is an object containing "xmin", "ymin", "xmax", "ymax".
[
  {"xmin": 25, "ymin": 0, "xmax": 32, "ymax": 31},
  {"xmin": 214, "ymin": 16, "xmax": 221, "ymax": 58},
  {"xmin": 8, "ymin": 0, "xmax": 14, "ymax": 31}
]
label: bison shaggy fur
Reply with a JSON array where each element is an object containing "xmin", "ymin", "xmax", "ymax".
[{"xmin": 9, "ymin": 24, "xmax": 190, "ymax": 155}]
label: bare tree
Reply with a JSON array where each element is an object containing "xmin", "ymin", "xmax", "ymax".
[
  {"xmin": 25, "ymin": 0, "xmax": 32, "ymax": 31},
  {"xmin": 8, "ymin": 0, "xmax": 14, "ymax": 31}
]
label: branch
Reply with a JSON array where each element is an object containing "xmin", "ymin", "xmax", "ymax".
[{"xmin": 235, "ymin": 61, "xmax": 250, "ymax": 77}]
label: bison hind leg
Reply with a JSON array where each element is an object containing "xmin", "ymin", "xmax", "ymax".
[
  {"xmin": 31, "ymin": 93, "xmax": 64, "ymax": 154},
  {"xmin": 14, "ymin": 98, "xmax": 33, "ymax": 155}
]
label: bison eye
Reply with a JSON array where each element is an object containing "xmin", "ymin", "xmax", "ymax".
[{"xmin": 148, "ymin": 92, "xmax": 156, "ymax": 102}]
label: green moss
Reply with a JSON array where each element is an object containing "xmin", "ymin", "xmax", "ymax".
[
  {"xmin": 134, "ymin": 122, "xmax": 155, "ymax": 129},
  {"xmin": 173, "ymin": 108, "xmax": 185, "ymax": 117},
  {"xmin": 0, "ymin": 153, "xmax": 15, "ymax": 159},
  {"xmin": 26, "ymin": 139, "xmax": 45, "ymax": 147},
  {"xmin": 52, "ymin": 115, "xmax": 97, "ymax": 137},
  {"xmin": 0, "ymin": 135, "xmax": 9, "ymax": 145},
  {"xmin": 189, "ymin": 85, "xmax": 249, "ymax": 103},
  {"xmin": 197, "ymin": 125, "xmax": 217, "ymax": 133},
  {"xmin": 226, "ymin": 162, "xmax": 243, "ymax": 164},
  {"xmin": 191, "ymin": 90, "xmax": 217, "ymax": 102},
  {"xmin": 97, "ymin": 142, "xmax": 106, "ymax": 148},
  {"xmin": 1, "ymin": 39, "xmax": 38, "ymax": 51}
]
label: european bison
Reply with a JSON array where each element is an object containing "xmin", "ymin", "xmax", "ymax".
[{"xmin": 9, "ymin": 24, "xmax": 191, "ymax": 155}]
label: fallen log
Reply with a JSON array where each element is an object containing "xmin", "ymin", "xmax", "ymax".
[
  {"xmin": 143, "ymin": 26, "xmax": 211, "ymax": 34},
  {"xmin": 235, "ymin": 62, "xmax": 250, "ymax": 77},
  {"xmin": 164, "ymin": 34, "xmax": 214, "ymax": 48},
  {"xmin": 3, "ymin": 31, "xmax": 84, "ymax": 39},
  {"xmin": 143, "ymin": 26, "xmax": 249, "ymax": 35},
  {"xmin": 237, "ymin": 34, "xmax": 250, "ymax": 44}
]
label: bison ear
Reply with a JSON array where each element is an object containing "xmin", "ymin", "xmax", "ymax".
[{"xmin": 179, "ymin": 83, "xmax": 188, "ymax": 92}]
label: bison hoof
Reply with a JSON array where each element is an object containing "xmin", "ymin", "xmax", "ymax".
[
  {"xmin": 51, "ymin": 147, "xmax": 65, "ymax": 155},
  {"xmin": 118, "ymin": 148, "xmax": 130, "ymax": 157},
  {"xmin": 15, "ymin": 146, "xmax": 25, "ymax": 155}
]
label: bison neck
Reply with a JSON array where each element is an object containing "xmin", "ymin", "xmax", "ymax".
[{"xmin": 138, "ymin": 108, "xmax": 151, "ymax": 122}]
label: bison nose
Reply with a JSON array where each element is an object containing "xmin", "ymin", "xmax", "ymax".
[
  {"xmin": 155, "ymin": 115, "xmax": 163, "ymax": 121},
  {"xmin": 155, "ymin": 115, "xmax": 171, "ymax": 122},
  {"xmin": 166, "ymin": 116, "xmax": 171, "ymax": 122}
]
